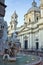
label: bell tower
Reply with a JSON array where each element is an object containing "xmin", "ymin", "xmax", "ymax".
[
  {"xmin": 10, "ymin": 11, "xmax": 18, "ymax": 30},
  {"xmin": 40, "ymin": 0, "xmax": 43, "ymax": 18}
]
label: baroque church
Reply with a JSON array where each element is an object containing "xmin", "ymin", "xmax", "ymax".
[{"xmin": 8, "ymin": 0, "xmax": 43, "ymax": 50}]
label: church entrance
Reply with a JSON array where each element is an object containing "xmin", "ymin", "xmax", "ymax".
[
  {"xmin": 36, "ymin": 42, "xmax": 39, "ymax": 50},
  {"xmin": 24, "ymin": 40, "xmax": 28, "ymax": 49}
]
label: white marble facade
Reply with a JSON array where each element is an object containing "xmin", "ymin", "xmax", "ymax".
[{"xmin": 8, "ymin": 0, "xmax": 43, "ymax": 50}]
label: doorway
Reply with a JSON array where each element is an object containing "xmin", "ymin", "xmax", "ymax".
[
  {"xmin": 24, "ymin": 40, "xmax": 28, "ymax": 49},
  {"xmin": 36, "ymin": 42, "xmax": 39, "ymax": 50}
]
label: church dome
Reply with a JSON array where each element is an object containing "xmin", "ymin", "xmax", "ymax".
[{"xmin": 27, "ymin": 0, "xmax": 40, "ymax": 13}]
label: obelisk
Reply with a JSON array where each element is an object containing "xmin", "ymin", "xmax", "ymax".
[{"xmin": 0, "ymin": 0, "xmax": 7, "ymax": 55}]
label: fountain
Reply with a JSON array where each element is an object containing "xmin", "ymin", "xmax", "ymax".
[
  {"xmin": 3, "ymin": 31, "xmax": 20, "ymax": 61},
  {"xmin": 3, "ymin": 43, "xmax": 18, "ymax": 61},
  {"xmin": 2, "ymin": 31, "xmax": 42, "ymax": 65},
  {"xmin": 2, "ymin": 54, "xmax": 42, "ymax": 65}
]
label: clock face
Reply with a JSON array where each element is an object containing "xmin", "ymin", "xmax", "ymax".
[{"xmin": 0, "ymin": 30, "xmax": 3, "ymax": 39}]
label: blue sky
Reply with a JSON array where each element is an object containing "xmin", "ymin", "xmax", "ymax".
[{"xmin": 4, "ymin": 0, "xmax": 40, "ymax": 26}]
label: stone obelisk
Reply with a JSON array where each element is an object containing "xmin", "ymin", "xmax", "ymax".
[{"xmin": 0, "ymin": 0, "xmax": 7, "ymax": 55}]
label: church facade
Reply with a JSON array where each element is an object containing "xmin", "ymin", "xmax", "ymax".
[{"xmin": 8, "ymin": 0, "xmax": 43, "ymax": 50}]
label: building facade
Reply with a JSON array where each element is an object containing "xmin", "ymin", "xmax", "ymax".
[{"xmin": 8, "ymin": 0, "xmax": 43, "ymax": 50}]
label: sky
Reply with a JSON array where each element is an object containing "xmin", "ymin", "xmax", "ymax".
[{"xmin": 4, "ymin": 0, "xmax": 40, "ymax": 27}]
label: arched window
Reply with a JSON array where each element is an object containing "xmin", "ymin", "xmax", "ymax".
[
  {"xmin": 29, "ymin": 18, "xmax": 31, "ymax": 24},
  {"xmin": 29, "ymin": 18, "xmax": 31, "ymax": 22},
  {"xmin": 36, "ymin": 38, "xmax": 38, "ymax": 41},
  {"xmin": 37, "ymin": 17, "xmax": 38, "ymax": 21},
  {"xmin": 11, "ymin": 25, "xmax": 13, "ymax": 29},
  {"xmin": 1, "ymin": 26, "xmax": 2, "ymax": 28},
  {"xmin": 3, "ymin": 26, "xmax": 4, "ymax": 28},
  {"xmin": 1, "ymin": 26, "xmax": 4, "ymax": 29}
]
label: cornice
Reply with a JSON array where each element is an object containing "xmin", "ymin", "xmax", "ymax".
[
  {"xmin": 0, "ymin": 2, "xmax": 7, "ymax": 7},
  {"xmin": 18, "ymin": 26, "xmax": 43, "ymax": 36}
]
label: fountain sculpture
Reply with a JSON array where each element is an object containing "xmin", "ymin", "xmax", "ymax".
[
  {"xmin": 3, "ymin": 31, "xmax": 20, "ymax": 61},
  {"xmin": 2, "ymin": 31, "xmax": 42, "ymax": 65}
]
